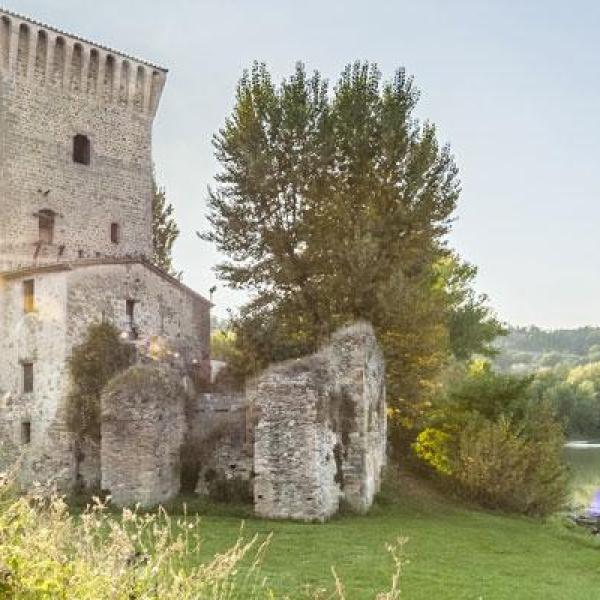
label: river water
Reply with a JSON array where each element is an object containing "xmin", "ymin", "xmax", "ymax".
[{"xmin": 564, "ymin": 441, "xmax": 600, "ymax": 508}]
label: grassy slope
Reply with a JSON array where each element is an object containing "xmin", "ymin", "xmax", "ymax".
[{"xmin": 161, "ymin": 474, "xmax": 600, "ymax": 600}]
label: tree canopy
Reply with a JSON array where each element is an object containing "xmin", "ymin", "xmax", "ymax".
[{"xmin": 203, "ymin": 61, "xmax": 503, "ymax": 445}]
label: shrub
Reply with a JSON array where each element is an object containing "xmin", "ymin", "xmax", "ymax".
[
  {"xmin": 452, "ymin": 409, "xmax": 569, "ymax": 516},
  {"xmin": 67, "ymin": 323, "xmax": 135, "ymax": 441},
  {"xmin": 414, "ymin": 363, "xmax": 569, "ymax": 516}
]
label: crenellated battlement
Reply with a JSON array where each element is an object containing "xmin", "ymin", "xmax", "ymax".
[{"xmin": 0, "ymin": 7, "xmax": 167, "ymax": 116}]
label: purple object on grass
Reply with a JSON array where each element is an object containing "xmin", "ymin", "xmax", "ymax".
[{"xmin": 588, "ymin": 489, "xmax": 600, "ymax": 518}]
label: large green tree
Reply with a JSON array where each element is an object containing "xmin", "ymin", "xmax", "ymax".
[
  {"xmin": 203, "ymin": 61, "xmax": 501, "ymax": 428},
  {"xmin": 152, "ymin": 178, "xmax": 180, "ymax": 277}
]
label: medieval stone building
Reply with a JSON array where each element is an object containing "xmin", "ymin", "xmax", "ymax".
[
  {"xmin": 0, "ymin": 9, "xmax": 386, "ymax": 520},
  {"xmin": 0, "ymin": 8, "xmax": 211, "ymax": 489}
]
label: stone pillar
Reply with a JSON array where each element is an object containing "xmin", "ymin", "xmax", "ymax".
[
  {"xmin": 252, "ymin": 322, "xmax": 386, "ymax": 521},
  {"xmin": 101, "ymin": 365, "xmax": 186, "ymax": 507}
]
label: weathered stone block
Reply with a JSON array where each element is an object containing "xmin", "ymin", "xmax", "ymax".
[
  {"xmin": 101, "ymin": 365, "xmax": 186, "ymax": 507},
  {"xmin": 252, "ymin": 322, "xmax": 386, "ymax": 521}
]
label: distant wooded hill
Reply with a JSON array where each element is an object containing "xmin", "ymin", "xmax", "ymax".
[{"xmin": 494, "ymin": 326, "xmax": 600, "ymax": 373}]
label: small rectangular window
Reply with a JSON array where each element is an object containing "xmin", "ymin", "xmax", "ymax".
[
  {"xmin": 23, "ymin": 279, "xmax": 35, "ymax": 313},
  {"xmin": 126, "ymin": 299, "xmax": 135, "ymax": 323},
  {"xmin": 23, "ymin": 363, "xmax": 33, "ymax": 394},
  {"xmin": 126, "ymin": 299, "xmax": 138, "ymax": 339},
  {"xmin": 21, "ymin": 421, "xmax": 31, "ymax": 445},
  {"xmin": 38, "ymin": 209, "xmax": 55, "ymax": 244},
  {"xmin": 73, "ymin": 134, "xmax": 91, "ymax": 165},
  {"xmin": 110, "ymin": 222, "xmax": 120, "ymax": 244}
]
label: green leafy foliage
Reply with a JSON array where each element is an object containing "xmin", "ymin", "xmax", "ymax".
[
  {"xmin": 452, "ymin": 409, "xmax": 568, "ymax": 516},
  {"xmin": 67, "ymin": 323, "xmax": 135, "ymax": 441},
  {"xmin": 202, "ymin": 62, "xmax": 502, "ymax": 445},
  {"xmin": 436, "ymin": 256, "xmax": 506, "ymax": 361},
  {"xmin": 414, "ymin": 363, "xmax": 568, "ymax": 516},
  {"xmin": 531, "ymin": 363, "xmax": 600, "ymax": 437},
  {"xmin": 152, "ymin": 177, "xmax": 181, "ymax": 278}
]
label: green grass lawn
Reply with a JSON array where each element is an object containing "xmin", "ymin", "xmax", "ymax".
[{"xmin": 154, "ymin": 473, "xmax": 600, "ymax": 599}]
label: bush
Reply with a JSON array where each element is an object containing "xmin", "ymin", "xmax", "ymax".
[
  {"xmin": 67, "ymin": 323, "xmax": 135, "ymax": 441},
  {"xmin": 452, "ymin": 410, "xmax": 568, "ymax": 516},
  {"xmin": 414, "ymin": 363, "xmax": 569, "ymax": 516}
]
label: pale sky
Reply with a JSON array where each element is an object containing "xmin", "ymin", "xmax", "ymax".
[{"xmin": 5, "ymin": 0, "xmax": 600, "ymax": 328}]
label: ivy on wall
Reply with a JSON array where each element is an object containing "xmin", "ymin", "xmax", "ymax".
[{"xmin": 66, "ymin": 323, "xmax": 135, "ymax": 442}]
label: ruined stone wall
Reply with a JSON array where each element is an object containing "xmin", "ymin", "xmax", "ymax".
[
  {"xmin": 328, "ymin": 324, "xmax": 387, "ymax": 512},
  {"xmin": 66, "ymin": 260, "xmax": 211, "ymax": 486},
  {"xmin": 0, "ymin": 259, "xmax": 210, "ymax": 490},
  {"xmin": 252, "ymin": 360, "xmax": 340, "ymax": 521},
  {"xmin": 253, "ymin": 323, "xmax": 386, "ymax": 521},
  {"xmin": 185, "ymin": 392, "xmax": 253, "ymax": 495},
  {"xmin": 0, "ymin": 9, "xmax": 166, "ymax": 272},
  {"xmin": 101, "ymin": 365, "xmax": 186, "ymax": 507}
]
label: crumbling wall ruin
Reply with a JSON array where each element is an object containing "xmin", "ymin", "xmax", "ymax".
[
  {"xmin": 100, "ymin": 365, "xmax": 186, "ymax": 507},
  {"xmin": 252, "ymin": 322, "xmax": 386, "ymax": 521},
  {"xmin": 183, "ymin": 392, "xmax": 253, "ymax": 497}
]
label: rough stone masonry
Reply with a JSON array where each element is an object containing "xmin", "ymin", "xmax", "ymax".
[
  {"xmin": 0, "ymin": 8, "xmax": 211, "ymax": 491},
  {"xmin": 0, "ymin": 8, "xmax": 387, "ymax": 519},
  {"xmin": 101, "ymin": 365, "xmax": 186, "ymax": 508},
  {"xmin": 252, "ymin": 322, "xmax": 387, "ymax": 521}
]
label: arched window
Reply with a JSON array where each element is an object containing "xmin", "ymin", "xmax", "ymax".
[
  {"xmin": 38, "ymin": 209, "xmax": 55, "ymax": 243},
  {"xmin": 73, "ymin": 134, "xmax": 90, "ymax": 165},
  {"xmin": 110, "ymin": 222, "xmax": 120, "ymax": 244}
]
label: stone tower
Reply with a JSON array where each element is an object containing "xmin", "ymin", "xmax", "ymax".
[
  {"xmin": 0, "ymin": 9, "xmax": 167, "ymax": 271},
  {"xmin": 0, "ymin": 9, "xmax": 211, "ymax": 492}
]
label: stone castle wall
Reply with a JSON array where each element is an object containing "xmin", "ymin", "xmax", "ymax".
[
  {"xmin": 0, "ymin": 8, "xmax": 166, "ymax": 272},
  {"xmin": 0, "ymin": 268, "xmax": 74, "ymax": 488},
  {"xmin": 185, "ymin": 392, "xmax": 253, "ymax": 495},
  {"xmin": 101, "ymin": 365, "xmax": 186, "ymax": 507},
  {"xmin": 253, "ymin": 323, "xmax": 386, "ymax": 521},
  {"xmin": 0, "ymin": 260, "xmax": 211, "ymax": 490}
]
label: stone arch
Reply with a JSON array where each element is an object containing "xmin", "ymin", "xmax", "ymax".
[
  {"xmin": 134, "ymin": 65, "xmax": 145, "ymax": 111},
  {"xmin": 104, "ymin": 54, "xmax": 115, "ymax": 101},
  {"xmin": 1, "ymin": 16, "xmax": 11, "ymax": 71},
  {"xmin": 52, "ymin": 36, "xmax": 66, "ymax": 85},
  {"xmin": 34, "ymin": 29, "xmax": 48, "ymax": 81},
  {"xmin": 70, "ymin": 43, "xmax": 83, "ymax": 92},
  {"xmin": 16, "ymin": 23, "xmax": 30, "ymax": 77},
  {"xmin": 119, "ymin": 60, "xmax": 130, "ymax": 104},
  {"xmin": 87, "ymin": 48, "xmax": 99, "ymax": 94}
]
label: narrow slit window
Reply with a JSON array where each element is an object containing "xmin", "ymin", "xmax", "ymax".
[
  {"xmin": 110, "ymin": 222, "xmax": 120, "ymax": 244},
  {"xmin": 126, "ymin": 299, "xmax": 135, "ymax": 325},
  {"xmin": 73, "ymin": 134, "xmax": 90, "ymax": 165},
  {"xmin": 23, "ymin": 279, "xmax": 35, "ymax": 313},
  {"xmin": 38, "ymin": 209, "xmax": 55, "ymax": 243},
  {"xmin": 22, "ymin": 363, "xmax": 33, "ymax": 394},
  {"xmin": 126, "ymin": 299, "xmax": 138, "ymax": 339},
  {"xmin": 21, "ymin": 421, "xmax": 31, "ymax": 445}
]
